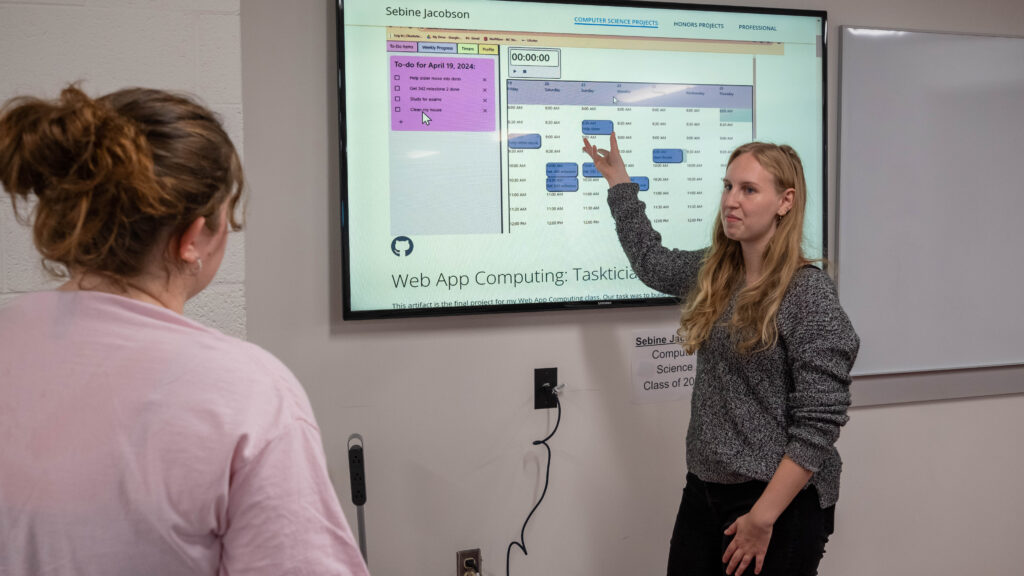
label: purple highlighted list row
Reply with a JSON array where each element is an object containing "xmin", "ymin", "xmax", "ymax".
[{"xmin": 390, "ymin": 55, "xmax": 494, "ymax": 132}]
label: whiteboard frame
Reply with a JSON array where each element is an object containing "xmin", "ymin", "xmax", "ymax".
[{"xmin": 837, "ymin": 25, "xmax": 1024, "ymax": 404}]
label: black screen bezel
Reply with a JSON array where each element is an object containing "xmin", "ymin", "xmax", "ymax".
[{"xmin": 337, "ymin": 0, "xmax": 828, "ymax": 320}]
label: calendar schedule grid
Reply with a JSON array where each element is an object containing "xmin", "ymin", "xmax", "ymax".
[{"xmin": 504, "ymin": 80, "xmax": 753, "ymax": 249}]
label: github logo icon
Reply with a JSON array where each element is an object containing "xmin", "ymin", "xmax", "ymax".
[{"xmin": 391, "ymin": 236, "xmax": 414, "ymax": 257}]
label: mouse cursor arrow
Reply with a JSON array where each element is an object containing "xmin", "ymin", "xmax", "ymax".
[{"xmin": 421, "ymin": 112, "xmax": 432, "ymax": 125}]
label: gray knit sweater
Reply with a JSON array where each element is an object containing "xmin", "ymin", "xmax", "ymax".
[{"xmin": 608, "ymin": 183, "xmax": 859, "ymax": 508}]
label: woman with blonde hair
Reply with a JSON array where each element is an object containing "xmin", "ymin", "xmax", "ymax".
[
  {"xmin": 584, "ymin": 134, "xmax": 858, "ymax": 576},
  {"xmin": 0, "ymin": 85, "xmax": 369, "ymax": 576}
]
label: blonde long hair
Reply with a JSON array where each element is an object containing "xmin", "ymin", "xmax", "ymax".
[{"xmin": 679, "ymin": 142, "xmax": 810, "ymax": 354}]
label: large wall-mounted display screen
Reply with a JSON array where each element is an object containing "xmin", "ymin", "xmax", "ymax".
[{"xmin": 338, "ymin": 0, "xmax": 827, "ymax": 319}]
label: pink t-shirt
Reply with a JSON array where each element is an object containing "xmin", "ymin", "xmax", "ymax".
[{"xmin": 0, "ymin": 291, "xmax": 370, "ymax": 576}]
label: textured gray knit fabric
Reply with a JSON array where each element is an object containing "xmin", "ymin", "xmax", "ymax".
[{"xmin": 608, "ymin": 182, "xmax": 859, "ymax": 508}]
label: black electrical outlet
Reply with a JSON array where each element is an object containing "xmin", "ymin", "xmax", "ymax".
[
  {"xmin": 348, "ymin": 444, "xmax": 366, "ymax": 506},
  {"xmin": 456, "ymin": 548, "xmax": 481, "ymax": 575},
  {"xmin": 534, "ymin": 367, "xmax": 558, "ymax": 409}
]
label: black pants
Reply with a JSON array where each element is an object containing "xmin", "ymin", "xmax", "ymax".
[{"xmin": 667, "ymin": 473, "xmax": 834, "ymax": 576}]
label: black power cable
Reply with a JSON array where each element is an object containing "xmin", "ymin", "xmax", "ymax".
[{"xmin": 506, "ymin": 392, "xmax": 562, "ymax": 576}]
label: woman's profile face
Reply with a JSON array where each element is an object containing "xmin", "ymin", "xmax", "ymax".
[{"xmin": 719, "ymin": 153, "xmax": 791, "ymax": 252}]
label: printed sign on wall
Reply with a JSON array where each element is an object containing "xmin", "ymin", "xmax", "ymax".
[{"xmin": 630, "ymin": 327, "xmax": 695, "ymax": 404}]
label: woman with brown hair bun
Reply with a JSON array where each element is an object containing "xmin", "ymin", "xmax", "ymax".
[
  {"xmin": 0, "ymin": 86, "xmax": 370, "ymax": 576},
  {"xmin": 584, "ymin": 133, "xmax": 859, "ymax": 576}
]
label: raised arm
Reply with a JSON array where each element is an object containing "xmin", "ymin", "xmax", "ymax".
[{"xmin": 583, "ymin": 132, "xmax": 704, "ymax": 297}]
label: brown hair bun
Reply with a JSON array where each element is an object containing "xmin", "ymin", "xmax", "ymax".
[{"xmin": 0, "ymin": 84, "xmax": 243, "ymax": 279}]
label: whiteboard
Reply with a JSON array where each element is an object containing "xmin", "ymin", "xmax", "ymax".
[{"xmin": 837, "ymin": 26, "xmax": 1024, "ymax": 377}]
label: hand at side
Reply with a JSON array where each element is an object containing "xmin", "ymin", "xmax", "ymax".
[
  {"xmin": 722, "ymin": 511, "xmax": 773, "ymax": 576},
  {"xmin": 722, "ymin": 456, "xmax": 814, "ymax": 575}
]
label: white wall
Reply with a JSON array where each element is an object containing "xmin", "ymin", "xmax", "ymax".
[
  {"xmin": 242, "ymin": 1, "xmax": 1024, "ymax": 575},
  {"xmin": 0, "ymin": 0, "xmax": 246, "ymax": 337}
]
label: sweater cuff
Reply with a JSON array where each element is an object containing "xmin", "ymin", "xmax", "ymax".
[
  {"xmin": 607, "ymin": 182, "xmax": 640, "ymax": 208},
  {"xmin": 785, "ymin": 439, "xmax": 830, "ymax": 474}
]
